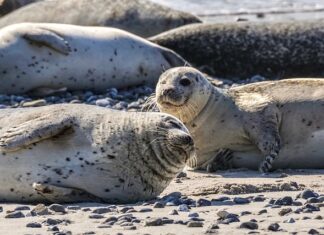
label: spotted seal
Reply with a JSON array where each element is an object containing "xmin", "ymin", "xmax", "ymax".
[
  {"xmin": 0, "ymin": 23, "xmax": 186, "ymax": 95},
  {"xmin": 150, "ymin": 21, "xmax": 324, "ymax": 79},
  {"xmin": 0, "ymin": 104, "xmax": 195, "ymax": 203},
  {"xmin": 155, "ymin": 67, "xmax": 324, "ymax": 173},
  {"xmin": 0, "ymin": 0, "xmax": 39, "ymax": 16},
  {"xmin": 0, "ymin": 0, "xmax": 201, "ymax": 37}
]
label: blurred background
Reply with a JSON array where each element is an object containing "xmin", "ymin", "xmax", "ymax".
[{"xmin": 151, "ymin": 0, "xmax": 324, "ymax": 22}]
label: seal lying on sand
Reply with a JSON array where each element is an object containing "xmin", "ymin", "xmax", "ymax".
[
  {"xmin": 0, "ymin": 0, "xmax": 201, "ymax": 37},
  {"xmin": 0, "ymin": 104, "xmax": 195, "ymax": 203},
  {"xmin": 0, "ymin": 23, "xmax": 185, "ymax": 95},
  {"xmin": 150, "ymin": 21, "xmax": 324, "ymax": 79},
  {"xmin": 155, "ymin": 67, "xmax": 324, "ymax": 173},
  {"xmin": 0, "ymin": 0, "xmax": 39, "ymax": 16}
]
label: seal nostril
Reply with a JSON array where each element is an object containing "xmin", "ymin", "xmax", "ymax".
[{"xmin": 179, "ymin": 78, "xmax": 191, "ymax": 87}]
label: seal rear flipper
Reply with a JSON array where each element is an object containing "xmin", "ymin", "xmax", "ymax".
[
  {"xmin": 32, "ymin": 183, "xmax": 103, "ymax": 203},
  {"xmin": 22, "ymin": 27, "xmax": 71, "ymax": 55},
  {"xmin": 0, "ymin": 115, "xmax": 76, "ymax": 152}
]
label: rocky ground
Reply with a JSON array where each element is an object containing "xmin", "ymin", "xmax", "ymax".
[{"xmin": 0, "ymin": 169, "xmax": 323, "ymax": 235}]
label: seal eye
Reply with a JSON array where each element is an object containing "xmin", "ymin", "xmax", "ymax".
[
  {"xmin": 167, "ymin": 120, "xmax": 183, "ymax": 129},
  {"xmin": 179, "ymin": 77, "xmax": 191, "ymax": 87}
]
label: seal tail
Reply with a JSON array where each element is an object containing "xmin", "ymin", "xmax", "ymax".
[{"xmin": 161, "ymin": 48, "xmax": 190, "ymax": 67}]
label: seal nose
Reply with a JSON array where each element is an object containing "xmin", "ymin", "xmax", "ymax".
[{"xmin": 162, "ymin": 87, "xmax": 175, "ymax": 97}]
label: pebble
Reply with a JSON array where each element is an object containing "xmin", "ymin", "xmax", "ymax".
[
  {"xmin": 48, "ymin": 204, "xmax": 66, "ymax": 213},
  {"xmin": 314, "ymin": 215, "xmax": 323, "ymax": 220},
  {"xmin": 89, "ymin": 214, "xmax": 105, "ymax": 219},
  {"xmin": 188, "ymin": 212, "xmax": 199, "ymax": 218},
  {"xmin": 97, "ymin": 225, "xmax": 111, "ymax": 229},
  {"xmin": 169, "ymin": 209, "xmax": 179, "ymax": 215},
  {"xmin": 187, "ymin": 221, "xmax": 204, "ymax": 227},
  {"xmin": 92, "ymin": 207, "xmax": 111, "ymax": 214},
  {"xmin": 234, "ymin": 197, "xmax": 250, "ymax": 204},
  {"xmin": 21, "ymin": 99, "xmax": 47, "ymax": 107},
  {"xmin": 144, "ymin": 218, "xmax": 163, "ymax": 226},
  {"xmin": 67, "ymin": 206, "xmax": 81, "ymax": 210},
  {"xmin": 240, "ymin": 211, "xmax": 252, "ymax": 216},
  {"xmin": 239, "ymin": 222, "xmax": 258, "ymax": 230},
  {"xmin": 14, "ymin": 206, "xmax": 31, "ymax": 211},
  {"xmin": 123, "ymin": 225, "xmax": 136, "ymax": 230},
  {"xmin": 284, "ymin": 218, "xmax": 296, "ymax": 223},
  {"xmin": 298, "ymin": 189, "xmax": 319, "ymax": 199},
  {"xmin": 26, "ymin": 222, "xmax": 42, "ymax": 228},
  {"xmin": 268, "ymin": 223, "xmax": 280, "ymax": 231},
  {"xmin": 32, "ymin": 204, "xmax": 50, "ymax": 216},
  {"xmin": 197, "ymin": 198, "xmax": 211, "ymax": 207},
  {"xmin": 5, "ymin": 211, "xmax": 25, "ymax": 218},
  {"xmin": 162, "ymin": 218, "xmax": 174, "ymax": 224},
  {"xmin": 153, "ymin": 202, "xmax": 165, "ymax": 208},
  {"xmin": 274, "ymin": 196, "xmax": 293, "ymax": 206},
  {"xmin": 104, "ymin": 216, "xmax": 118, "ymax": 223},
  {"xmin": 178, "ymin": 204, "xmax": 190, "ymax": 212},
  {"xmin": 253, "ymin": 196, "xmax": 266, "ymax": 202},
  {"xmin": 258, "ymin": 209, "xmax": 267, "ymax": 215},
  {"xmin": 278, "ymin": 208, "xmax": 292, "ymax": 216},
  {"xmin": 139, "ymin": 208, "xmax": 153, "ymax": 213},
  {"xmin": 176, "ymin": 172, "xmax": 187, "ymax": 178},
  {"xmin": 119, "ymin": 207, "xmax": 134, "ymax": 213},
  {"xmin": 308, "ymin": 229, "xmax": 320, "ymax": 234}
]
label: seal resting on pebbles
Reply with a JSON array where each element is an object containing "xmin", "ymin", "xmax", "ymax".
[
  {"xmin": 0, "ymin": 0, "xmax": 201, "ymax": 37},
  {"xmin": 155, "ymin": 67, "xmax": 324, "ymax": 173},
  {"xmin": 150, "ymin": 21, "xmax": 324, "ymax": 79},
  {"xmin": 0, "ymin": 23, "xmax": 185, "ymax": 95},
  {"xmin": 0, "ymin": 104, "xmax": 195, "ymax": 203}
]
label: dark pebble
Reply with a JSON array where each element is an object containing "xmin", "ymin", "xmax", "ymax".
[
  {"xmin": 176, "ymin": 172, "xmax": 187, "ymax": 178},
  {"xmin": 268, "ymin": 223, "xmax": 280, "ymax": 231},
  {"xmin": 307, "ymin": 197, "xmax": 320, "ymax": 204},
  {"xmin": 169, "ymin": 209, "xmax": 178, "ymax": 215},
  {"xmin": 104, "ymin": 216, "xmax": 118, "ymax": 222},
  {"xmin": 274, "ymin": 196, "xmax": 293, "ymax": 206},
  {"xmin": 123, "ymin": 226, "xmax": 136, "ymax": 230},
  {"xmin": 145, "ymin": 218, "xmax": 163, "ymax": 226},
  {"xmin": 47, "ymin": 225, "xmax": 59, "ymax": 232},
  {"xmin": 43, "ymin": 218, "xmax": 63, "ymax": 226},
  {"xmin": 234, "ymin": 197, "xmax": 250, "ymax": 204},
  {"xmin": 188, "ymin": 212, "xmax": 199, "ymax": 218},
  {"xmin": 153, "ymin": 202, "xmax": 165, "ymax": 208},
  {"xmin": 240, "ymin": 211, "xmax": 252, "ymax": 216},
  {"xmin": 253, "ymin": 196, "xmax": 266, "ymax": 202},
  {"xmin": 26, "ymin": 222, "xmax": 42, "ymax": 228},
  {"xmin": 92, "ymin": 207, "xmax": 111, "ymax": 214},
  {"xmin": 139, "ymin": 208, "xmax": 153, "ymax": 213},
  {"xmin": 298, "ymin": 189, "xmax": 319, "ymax": 199},
  {"xmin": 14, "ymin": 206, "xmax": 31, "ymax": 211},
  {"xmin": 5, "ymin": 211, "xmax": 25, "ymax": 218},
  {"xmin": 258, "ymin": 209, "xmax": 267, "ymax": 215},
  {"xmin": 315, "ymin": 215, "xmax": 323, "ymax": 220},
  {"xmin": 162, "ymin": 218, "xmax": 174, "ymax": 224},
  {"xmin": 89, "ymin": 214, "xmax": 105, "ymax": 219},
  {"xmin": 212, "ymin": 196, "xmax": 230, "ymax": 201},
  {"xmin": 67, "ymin": 206, "xmax": 81, "ymax": 210},
  {"xmin": 187, "ymin": 221, "xmax": 204, "ymax": 227},
  {"xmin": 48, "ymin": 204, "xmax": 66, "ymax": 213},
  {"xmin": 119, "ymin": 207, "xmax": 134, "ymax": 213},
  {"xmin": 308, "ymin": 229, "xmax": 320, "ymax": 234},
  {"xmin": 278, "ymin": 208, "xmax": 292, "ymax": 216},
  {"xmin": 197, "ymin": 198, "xmax": 211, "ymax": 207},
  {"xmin": 240, "ymin": 222, "xmax": 258, "ymax": 230}
]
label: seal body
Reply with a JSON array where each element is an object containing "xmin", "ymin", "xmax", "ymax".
[
  {"xmin": 156, "ymin": 67, "xmax": 324, "ymax": 172},
  {"xmin": 150, "ymin": 21, "xmax": 324, "ymax": 79},
  {"xmin": 0, "ymin": 104, "xmax": 195, "ymax": 203},
  {"xmin": 0, "ymin": 23, "xmax": 186, "ymax": 95},
  {"xmin": 0, "ymin": 0, "xmax": 201, "ymax": 37}
]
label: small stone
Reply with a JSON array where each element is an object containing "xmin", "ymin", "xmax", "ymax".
[
  {"xmin": 139, "ymin": 208, "xmax": 153, "ymax": 213},
  {"xmin": 284, "ymin": 218, "xmax": 295, "ymax": 223},
  {"xmin": 145, "ymin": 218, "xmax": 163, "ymax": 226},
  {"xmin": 43, "ymin": 218, "xmax": 62, "ymax": 226},
  {"xmin": 14, "ymin": 206, "xmax": 30, "ymax": 211},
  {"xmin": 22, "ymin": 99, "xmax": 47, "ymax": 107},
  {"xmin": 308, "ymin": 229, "xmax": 320, "ymax": 234},
  {"xmin": 188, "ymin": 212, "xmax": 199, "ymax": 218},
  {"xmin": 240, "ymin": 211, "xmax": 252, "ymax": 216},
  {"xmin": 268, "ymin": 223, "xmax": 280, "ymax": 231},
  {"xmin": 32, "ymin": 204, "xmax": 50, "ymax": 216},
  {"xmin": 48, "ymin": 204, "xmax": 66, "ymax": 213},
  {"xmin": 169, "ymin": 209, "xmax": 178, "ymax": 215},
  {"xmin": 153, "ymin": 202, "xmax": 165, "ymax": 208},
  {"xmin": 89, "ymin": 214, "xmax": 105, "ymax": 219},
  {"xmin": 278, "ymin": 208, "xmax": 292, "ymax": 216},
  {"xmin": 92, "ymin": 207, "xmax": 111, "ymax": 214},
  {"xmin": 275, "ymin": 196, "xmax": 293, "ymax": 206},
  {"xmin": 26, "ymin": 222, "xmax": 42, "ymax": 228},
  {"xmin": 0, "ymin": 206, "xmax": 3, "ymax": 212},
  {"xmin": 187, "ymin": 221, "xmax": 203, "ymax": 227},
  {"xmin": 315, "ymin": 215, "xmax": 323, "ymax": 220},
  {"xmin": 258, "ymin": 209, "xmax": 267, "ymax": 215},
  {"xmin": 47, "ymin": 225, "xmax": 59, "ymax": 232},
  {"xmin": 234, "ymin": 197, "xmax": 250, "ymax": 204},
  {"xmin": 253, "ymin": 196, "xmax": 266, "ymax": 202},
  {"xmin": 240, "ymin": 222, "xmax": 258, "ymax": 230},
  {"xmin": 318, "ymin": 196, "xmax": 324, "ymax": 202},
  {"xmin": 5, "ymin": 211, "xmax": 25, "ymax": 218},
  {"xmin": 123, "ymin": 225, "xmax": 136, "ymax": 230},
  {"xmin": 83, "ymin": 232, "xmax": 95, "ymax": 235},
  {"xmin": 162, "ymin": 192, "xmax": 182, "ymax": 201},
  {"xmin": 302, "ymin": 216, "xmax": 311, "ymax": 220},
  {"xmin": 82, "ymin": 208, "xmax": 91, "ymax": 212},
  {"xmin": 298, "ymin": 189, "xmax": 319, "ymax": 199},
  {"xmin": 104, "ymin": 216, "xmax": 118, "ymax": 223},
  {"xmin": 176, "ymin": 172, "xmax": 187, "ymax": 178},
  {"xmin": 97, "ymin": 225, "xmax": 111, "ymax": 229},
  {"xmin": 67, "ymin": 206, "xmax": 81, "ymax": 210},
  {"xmin": 162, "ymin": 218, "xmax": 174, "ymax": 224},
  {"xmin": 292, "ymin": 201, "xmax": 303, "ymax": 206},
  {"xmin": 178, "ymin": 204, "xmax": 189, "ymax": 212},
  {"xmin": 212, "ymin": 196, "xmax": 231, "ymax": 201},
  {"xmin": 119, "ymin": 206, "xmax": 133, "ymax": 213},
  {"xmin": 197, "ymin": 198, "xmax": 211, "ymax": 207}
]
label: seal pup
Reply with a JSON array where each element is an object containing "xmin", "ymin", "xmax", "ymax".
[
  {"xmin": 150, "ymin": 21, "xmax": 324, "ymax": 79},
  {"xmin": 155, "ymin": 67, "xmax": 324, "ymax": 173},
  {"xmin": 0, "ymin": 0, "xmax": 201, "ymax": 37},
  {"xmin": 0, "ymin": 0, "xmax": 39, "ymax": 16},
  {"xmin": 0, "ymin": 23, "xmax": 186, "ymax": 95},
  {"xmin": 0, "ymin": 104, "xmax": 196, "ymax": 203}
]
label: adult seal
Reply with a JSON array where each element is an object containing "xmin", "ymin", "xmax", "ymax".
[
  {"xmin": 155, "ymin": 67, "xmax": 324, "ymax": 173},
  {"xmin": 0, "ymin": 0, "xmax": 201, "ymax": 37},
  {"xmin": 0, "ymin": 23, "xmax": 186, "ymax": 95},
  {"xmin": 0, "ymin": 104, "xmax": 196, "ymax": 203},
  {"xmin": 150, "ymin": 21, "xmax": 324, "ymax": 79}
]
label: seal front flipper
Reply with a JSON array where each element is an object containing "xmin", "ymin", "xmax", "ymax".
[
  {"xmin": 242, "ymin": 100, "xmax": 281, "ymax": 173},
  {"xmin": 206, "ymin": 149, "xmax": 234, "ymax": 173},
  {"xmin": 0, "ymin": 115, "xmax": 76, "ymax": 152},
  {"xmin": 22, "ymin": 27, "xmax": 70, "ymax": 55},
  {"xmin": 32, "ymin": 183, "xmax": 103, "ymax": 203}
]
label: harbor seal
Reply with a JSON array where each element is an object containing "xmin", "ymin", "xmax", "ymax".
[
  {"xmin": 155, "ymin": 67, "xmax": 324, "ymax": 173},
  {"xmin": 0, "ymin": 23, "xmax": 186, "ymax": 95},
  {"xmin": 0, "ymin": 104, "xmax": 195, "ymax": 203},
  {"xmin": 0, "ymin": 0, "xmax": 39, "ymax": 16},
  {"xmin": 150, "ymin": 21, "xmax": 324, "ymax": 79},
  {"xmin": 0, "ymin": 0, "xmax": 201, "ymax": 37}
]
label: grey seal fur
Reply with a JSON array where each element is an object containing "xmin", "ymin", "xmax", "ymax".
[
  {"xmin": 0, "ymin": 0, "xmax": 39, "ymax": 16},
  {"xmin": 150, "ymin": 21, "xmax": 324, "ymax": 79},
  {"xmin": 0, "ymin": 0, "xmax": 201, "ymax": 37},
  {"xmin": 0, "ymin": 23, "xmax": 185, "ymax": 95},
  {"xmin": 155, "ymin": 67, "xmax": 324, "ymax": 173},
  {"xmin": 0, "ymin": 104, "xmax": 195, "ymax": 203}
]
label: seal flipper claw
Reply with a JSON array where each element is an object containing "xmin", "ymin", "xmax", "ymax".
[
  {"xmin": 23, "ymin": 27, "xmax": 70, "ymax": 55},
  {"xmin": 206, "ymin": 149, "xmax": 233, "ymax": 173},
  {"xmin": 32, "ymin": 183, "xmax": 102, "ymax": 203},
  {"xmin": 0, "ymin": 115, "xmax": 75, "ymax": 152}
]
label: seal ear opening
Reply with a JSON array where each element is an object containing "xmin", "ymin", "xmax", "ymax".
[{"xmin": 161, "ymin": 48, "xmax": 190, "ymax": 67}]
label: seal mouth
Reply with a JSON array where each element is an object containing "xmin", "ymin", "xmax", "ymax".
[{"xmin": 159, "ymin": 96, "xmax": 189, "ymax": 108}]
